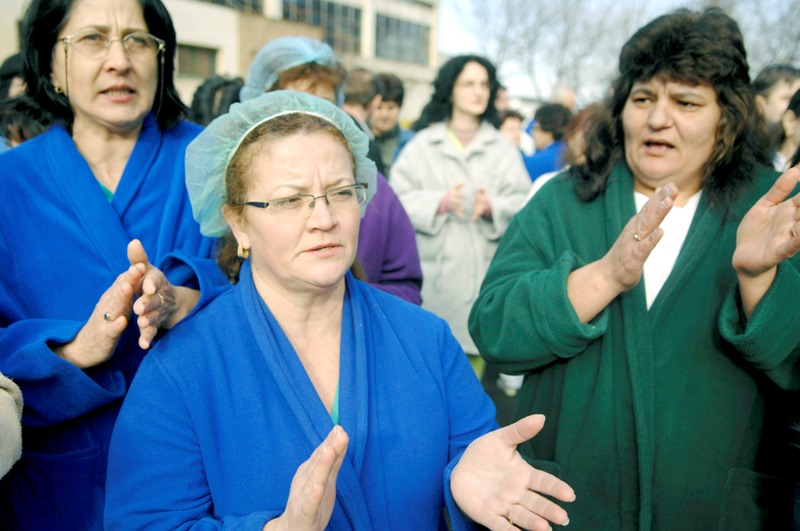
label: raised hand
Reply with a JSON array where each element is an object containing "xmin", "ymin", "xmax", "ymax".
[
  {"xmin": 446, "ymin": 183, "xmax": 466, "ymax": 219},
  {"xmin": 567, "ymin": 182, "xmax": 678, "ymax": 323},
  {"xmin": 127, "ymin": 240, "xmax": 198, "ymax": 349},
  {"xmin": 263, "ymin": 426, "xmax": 349, "ymax": 531},
  {"xmin": 451, "ymin": 415, "xmax": 575, "ymax": 530},
  {"xmin": 733, "ymin": 166, "xmax": 800, "ymax": 317},
  {"xmin": 53, "ymin": 263, "xmax": 146, "ymax": 368},
  {"xmin": 471, "ymin": 187, "xmax": 492, "ymax": 221},
  {"xmin": 605, "ymin": 182, "xmax": 678, "ymax": 292}
]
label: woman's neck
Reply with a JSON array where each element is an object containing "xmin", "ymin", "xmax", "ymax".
[
  {"xmin": 448, "ymin": 112, "xmax": 481, "ymax": 147},
  {"xmin": 448, "ymin": 109, "xmax": 481, "ymax": 131},
  {"xmin": 253, "ymin": 275, "xmax": 344, "ymax": 414},
  {"xmin": 253, "ymin": 274, "xmax": 346, "ymax": 343},
  {"xmin": 71, "ymin": 120, "xmax": 143, "ymax": 193}
]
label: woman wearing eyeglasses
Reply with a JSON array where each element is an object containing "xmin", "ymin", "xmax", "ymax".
[
  {"xmin": 104, "ymin": 90, "xmax": 575, "ymax": 530},
  {"xmin": 0, "ymin": 0, "xmax": 223, "ymax": 528}
]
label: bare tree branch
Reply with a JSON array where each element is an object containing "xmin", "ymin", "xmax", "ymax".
[{"xmin": 460, "ymin": 0, "xmax": 800, "ymax": 103}]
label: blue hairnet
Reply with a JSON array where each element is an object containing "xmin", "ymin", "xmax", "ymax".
[
  {"xmin": 185, "ymin": 90, "xmax": 378, "ymax": 237},
  {"xmin": 240, "ymin": 36, "xmax": 343, "ymax": 103}
]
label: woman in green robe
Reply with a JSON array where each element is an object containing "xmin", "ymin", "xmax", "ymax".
[{"xmin": 469, "ymin": 8, "xmax": 800, "ymax": 530}]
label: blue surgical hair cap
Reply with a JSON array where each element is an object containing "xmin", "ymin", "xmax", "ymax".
[
  {"xmin": 240, "ymin": 36, "xmax": 343, "ymax": 103},
  {"xmin": 185, "ymin": 90, "xmax": 378, "ymax": 237}
]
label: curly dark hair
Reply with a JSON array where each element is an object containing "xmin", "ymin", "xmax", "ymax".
[
  {"xmin": 571, "ymin": 8, "xmax": 767, "ymax": 205},
  {"xmin": 189, "ymin": 75, "xmax": 243, "ymax": 126},
  {"xmin": 376, "ymin": 72, "xmax": 405, "ymax": 106},
  {"xmin": 20, "ymin": 0, "xmax": 186, "ymax": 132},
  {"xmin": 412, "ymin": 55, "xmax": 499, "ymax": 131}
]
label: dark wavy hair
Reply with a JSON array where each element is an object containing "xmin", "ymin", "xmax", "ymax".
[
  {"xmin": 20, "ymin": 0, "xmax": 186, "ymax": 131},
  {"xmin": 189, "ymin": 75, "xmax": 243, "ymax": 126},
  {"xmin": 412, "ymin": 55, "xmax": 499, "ymax": 131},
  {"xmin": 0, "ymin": 95, "xmax": 54, "ymax": 145},
  {"xmin": 571, "ymin": 8, "xmax": 766, "ymax": 205}
]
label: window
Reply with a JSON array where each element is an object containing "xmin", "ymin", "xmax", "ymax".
[
  {"xmin": 282, "ymin": 0, "xmax": 361, "ymax": 55},
  {"xmin": 177, "ymin": 45, "xmax": 217, "ymax": 78},
  {"xmin": 195, "ymin": 0, "xmax": 263, "ymax": 12},
  {"xmin": 375, "ymin": 15, "xmax": 429, "ymax": 65}
]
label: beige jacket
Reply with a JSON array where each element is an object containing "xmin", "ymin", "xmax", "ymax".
[
  {"xmin": 0, "ymin": 371, "xmax": 23, "ymax": 478},
  {"xmin": 391, "ymin": 122, "xmax": 531, "ymax": 354}
]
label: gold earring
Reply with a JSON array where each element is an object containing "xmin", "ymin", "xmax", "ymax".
[
  {"xmin": 54, "ymin": 85, "xmax": 63, "ymax": 95},
  {"xmin": 237, "ymin": 244, "xmax": 250, "ymax": 259}
]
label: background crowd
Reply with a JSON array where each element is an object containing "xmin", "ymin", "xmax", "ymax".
[{"xmin": 0, "ymin": 0, "xmax": 799, "ymax": 530}]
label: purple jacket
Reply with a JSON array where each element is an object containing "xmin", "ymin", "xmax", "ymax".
[{"xmin": 358, "ymin": 173, "xmax": 423, "ymax": 304}]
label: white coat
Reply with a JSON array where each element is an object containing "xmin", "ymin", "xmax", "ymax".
[{"xmin": 391, "ymin": 121, "xmax": 531, "ymax": 353}]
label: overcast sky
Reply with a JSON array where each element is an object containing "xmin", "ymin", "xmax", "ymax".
[{"xmin": 437, "ymin": 0, "xmax": 480, "ymax": 57}]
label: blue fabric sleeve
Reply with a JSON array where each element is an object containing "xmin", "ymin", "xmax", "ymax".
[
  {"xmin": 105, "ymin": 357, "xmax": 277, "ymax": 530},
  {"xmin": 159, "ymin": 250, "xmax": 230, "ymax": 317},
  {"xmin": 438, "ymin": 322, "xmax": 497, "ymax": 529},
  {"xmin": 443, "ymin": 449, "xmax": 478, "ymax": 531},
  {"xmin": 0, "ymin": 320, "xmax": 129, "ymax": 427}
]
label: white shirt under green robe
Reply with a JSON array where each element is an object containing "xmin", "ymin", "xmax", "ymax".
[{"xmin": 470, "ymin": 163, "xmax": 800, "ymax": 530}]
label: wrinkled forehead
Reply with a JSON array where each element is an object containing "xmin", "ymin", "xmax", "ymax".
[{"xmin": 61, "ymin": 0, "xmax": 148, "ymax": 33}]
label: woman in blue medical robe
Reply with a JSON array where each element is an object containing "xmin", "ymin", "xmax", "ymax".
[
  {"xmin": 105, "ymin": 91, "xmax": 576, "ymax": 530},
  {"xmin": 0, "ymin": 1, "xmax": 225, "ymax": 529}
]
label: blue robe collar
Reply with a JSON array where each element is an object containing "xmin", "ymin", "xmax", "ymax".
[
  {"xmin": 237, "ymin": 262, "xmax": 372, "ymax": 529},
  {"xmin": 45, "ymin": 113, "xmax": 162, "ymax": 273}
]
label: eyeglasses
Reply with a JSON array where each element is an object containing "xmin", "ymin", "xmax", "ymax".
[
  {"xmin": 60, "ymin": 29, "xmax": 165, "ymax": 58},
  {"xmin": 234, "ymin": 183, "xmax": 368, "ymax": 224}
]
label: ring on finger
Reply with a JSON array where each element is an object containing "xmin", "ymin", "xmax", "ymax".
[
  {"xmin": 633, "ymin": 231, "xmax": 643, "ymax": 242},
  {"xmin": 505, "ymin": 503, "xmax": 521, "ymax": 525},
  {"xmin": 156, "ymin": 291, "xmax": 166, "ymax": 305},
  {"xmin": 103, "ymin": 309, "xmax": 115, "ymax": 323}
]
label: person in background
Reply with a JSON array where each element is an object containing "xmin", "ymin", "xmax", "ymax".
[
  {"xmin": 391, "ymin": 55, "xmax": 530, "ymax": 378},
  {"xmin": 0, "ymin": 372, "xmax": 22, "ymax": 479},
  {"xmin": 752, "ymin": 64, "xmax": 800, "ymax": 158},
  {"xmin": 773, "ymin": 89, "xmax": 800, "ymax": 171},
  {"xmin": 470, "ymin": 8, "xmax": 799, "ymax": 529},
  {"xmin": 240, "ymin": 36, "xmax": 422, "ymax": 304},
  {"xmin": 551, "ymin": 84, "xmax": 576, "ymax": 112},
  {"xmin": 752, "ymin": 64, "xmax": 800, "ymax": 130},
  {"xmin": 497, "ymin": 108, "xmax": 524, "ymax": 148},
  {"xmin": 0, "ymin": 95, "xmax": 53, "ymax": 149},
  {"xmin": 188, "ymin": 74, "xmax": 243, "ymax": 126},
  {"xmin": 370, "ymin": 72, "xmax": 415, "ymax": 178},
  {"xmin": 523, "ymin": 102, "xmax": 572, "ymax": 182},
  {"xmin": 104, "ymin": 90, "xmax": 576, "ymax": 531},
  {"xmin": 340, "ymin": 66, "xmax": 386, "ymax": 175},
  {"xmin": 0, "ymin": 54, "xmax": 26, "ymax": 99},
  {"xmin": 240, "ymin": 36, "xmax": 346, "ymax": 104},
  {"xmin": 525, "ymin": 102, "xmax": 605, "ymax": 199},
  {"xmin": 0, "ymin": 0, "xmax": 224, "ymax": 528},
  {"xmin": 0, "ymin": 53, "xmax": 29, "ymax": 154},
  {"xmin": 494, "ymin": 83, "xmax": 510, "ymax": 113}
]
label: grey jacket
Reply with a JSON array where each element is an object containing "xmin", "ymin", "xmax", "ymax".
[
  {"xmin": 0, "ymin": 371, "xmax": 22, "ymax": 478},
  {"xmin": 391, "ymin": 121, "xmax": 530, "ymax": 353}
]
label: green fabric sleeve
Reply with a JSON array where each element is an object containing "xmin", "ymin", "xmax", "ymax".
[
  {"xmin": 719, "ymin": 261, "xmax": 800, "ymax": 390},
  {"xmin": 470, "ymin": 240, "xmax": 608, "ymax": 375}
]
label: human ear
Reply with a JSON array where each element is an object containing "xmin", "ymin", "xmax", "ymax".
[{"xmin": 222, "ymin": 205, "xmax": 250, "ymax": 252}]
